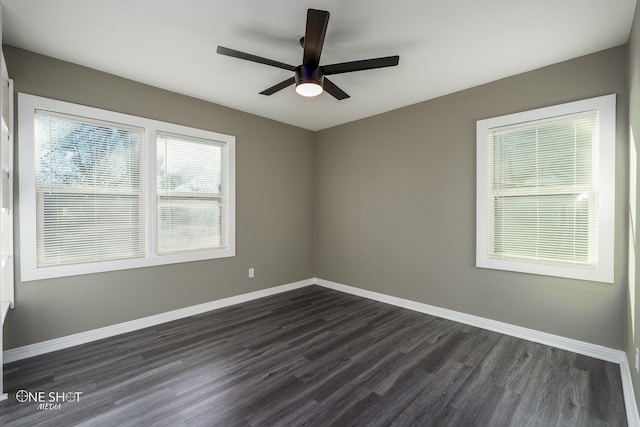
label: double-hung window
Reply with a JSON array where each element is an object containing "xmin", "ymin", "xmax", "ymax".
[
  {"xmin": 476, "ymin": 94, "xmax": 615, "ymax": 283},
  {"xmin": 34, "ymin": 111, "xmax": 146, "ymax": 267},
  {"xmin": 19, "ymin": 94, "xmax": 235, "ymax": 281}
]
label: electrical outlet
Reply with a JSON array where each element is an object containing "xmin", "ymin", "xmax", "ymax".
[
  {"xmin": 636, "ymin": 348, "xmax": 640, "ymax": 373},
  {"xmin": 248, "ymin": 268, "xmax": 255, "ymax": 278}
]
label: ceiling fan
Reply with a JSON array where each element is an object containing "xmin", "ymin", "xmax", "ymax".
[{"xmin": 216, "ymin": 8, "xmax": 400, "ymax": 100}]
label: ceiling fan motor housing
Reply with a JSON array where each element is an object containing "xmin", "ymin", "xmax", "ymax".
[{"xmin": 295, "ymin": 64, "xmax": 324, "ymax": 87}]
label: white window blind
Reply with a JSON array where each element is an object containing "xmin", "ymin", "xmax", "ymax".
[
  {"xmin": 156, "ymin": 132, "xmax": 226, "ymax": 255},
  {"xmin": 34, "ymin": 110, "xmax": 145, "ymax": 267},
  {"xmin": 476, "ymin": 94, "xmax": 615, "ymax": 283},
  {"xmin": 488, "ymin": 112, "xmax": 598, "ymax": 267}
]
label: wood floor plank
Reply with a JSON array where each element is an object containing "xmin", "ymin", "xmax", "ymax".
[
  {"xmin": 0, "ymin": 285, "xmax": 628, "ymax": 426},
  {"xmin": 333, "ymin": 367, "xmax": 434, "ymax": 427},
  {"xmin": 389, "ymin": 360, "xmax": 473, "ymax": 426},
  {"xmin": 438, "ymin": 383, "xmax": 513, "ymax": 427}
]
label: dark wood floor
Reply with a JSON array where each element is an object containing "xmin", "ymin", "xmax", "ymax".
[{"xmin": 0, "ymin": 285, "xmax": 628, "ymax": 426}]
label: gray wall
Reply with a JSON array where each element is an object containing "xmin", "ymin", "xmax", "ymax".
[
  {"xmin": 2, "ymin": 43, "xmax": 631, "ymax": 355},
  {"xmin": 315, "ymin": 46, "xmax": 628, "ymax": 349},
  {"xmin": 627, "ymin": 0, "xmax": 640, "ymax": 411},
  {"xmin": 3, "ymin": 46, "xmax": 315, "ymax": 349}
]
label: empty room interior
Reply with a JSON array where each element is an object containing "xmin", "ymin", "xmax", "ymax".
[{"xmin": 0, "ymin": 0, "xmax": 640, "ymax": 425}]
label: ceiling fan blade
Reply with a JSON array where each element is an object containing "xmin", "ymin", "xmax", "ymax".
[
  {"xmin": 217, "ymin": 46, "xmax": 296, "ymax": 71},
  {"xmin": 303, "ymin": 9, "xmax": 330, "ymax": 66},
  {"xmin": 323, "ymin": 78, "xmax": 350, "ymax": 100},
  {"xmin": 322, "ymin": 55, "xmax": 400, "ymax": 75},
  {"xmin": 259, "ymin": 77, "xmax": 296, "ymax": 95}
]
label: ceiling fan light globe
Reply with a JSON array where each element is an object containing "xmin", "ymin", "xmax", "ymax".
[{"xmin": 296, "ymin": 82, "xmax": 323, "ymax": 97}]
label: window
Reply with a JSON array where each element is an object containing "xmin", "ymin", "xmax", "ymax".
[
  {"xmin": 19, "ymin": 94, "xmax": 235, "ymax": 281},
  {"xmin": 476, "ymin": 94, "xmax": 615, "ymax": 283},
  {"xmin": 34, "ymin": 111, "xmax": 145, "ymax": 267}
]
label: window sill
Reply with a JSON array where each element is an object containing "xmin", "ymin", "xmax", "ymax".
[
  {"xmin": 20, "ymin": 247, "xmax": 236, "ymax": 282},
  {"xmin": 476, "ymin": 255, "xmax": 613, "ymax": 284}
]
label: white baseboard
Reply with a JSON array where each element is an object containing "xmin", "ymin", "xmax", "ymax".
[
  {"xmin": 10, "ymin": 277, "xmax": 624, "ymax": 364},
  {"xmin": 3, "ymin": 278, "xmax": 313, "ymax": 364},
  {"xmin": 620, "ymin": 357, "xmax": 640, "ymax": 427},
  {"xmin": 314, "ymin": 278, "xmax": 639, "ymax": 426},
  {"xmin": 315, "ymin": 278, "xmax": 624, "ymax": 362},
  {"xmin": 4, "ymin": 276, "xmax": 638, "ymax": 425}
]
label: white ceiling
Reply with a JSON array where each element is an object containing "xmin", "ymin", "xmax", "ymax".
[{"xmin": 1, "ymin": 0, "xmax": 636, "ymax": 131}]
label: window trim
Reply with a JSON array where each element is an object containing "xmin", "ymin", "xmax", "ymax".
[
  {"xmin": 476, "ymin": 94, "xmax": 615, "ymax": 283},
  {"xmin": 19, "ymin": 93, "xmax": 236, "ymax": 281}
]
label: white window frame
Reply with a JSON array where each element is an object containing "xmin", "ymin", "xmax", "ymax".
[
  {"xmin": 476, "ymin": 94, "xmax": 615, "ymax": 283},
  {"xmin": 19, "ymin": 93, "xmax": 236, "ymax": 281}
]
